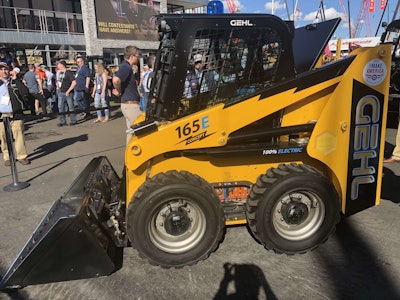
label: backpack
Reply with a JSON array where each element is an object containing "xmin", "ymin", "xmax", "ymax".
[
  {"xmin": 7, "ymin": 79, "xmax": 29, "ymax": 113},
  {"xmin": 15, "ymin": 79, "xmax": 31, "ymax": 110},
  {"xmin": 15, "ymin": 78, "xmax": 29, "ymax": 98}
]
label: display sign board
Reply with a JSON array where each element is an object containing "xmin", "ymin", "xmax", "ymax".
[
  {"xmin": 26, "ymin": 50, "xmax": 44, "ymax": 65},
  {"xmin": 94, "ymin": 0, "xmax": 160, "ymax": 41}
]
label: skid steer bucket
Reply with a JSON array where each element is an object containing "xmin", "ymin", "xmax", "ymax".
[{"xmin": 0, "ymin": 157, "xmax": 125, "ymax": 290}]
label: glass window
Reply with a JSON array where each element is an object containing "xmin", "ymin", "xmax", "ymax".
[
  {"xmin": 13, "ymin": 0, "xmax": 29, "ymax": 9},
  {"xmin": 53, "ymin": 0, "xmax": 81, "ymax": 13},
  {"xmin": 181, "ymin": 27, "xmax": 282, "ymax": 114},
  {"xmin": 32, "ymin": 0, "xmax": 52, "ymax": 10}
]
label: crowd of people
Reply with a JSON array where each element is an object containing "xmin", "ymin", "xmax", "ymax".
[
  {"xmin": 0, "ymin": 57, "xmax": 101, "ymax": 124},
  {"xmin": 0, "ymin": 45, "xmax": 157, "ymax": 167}
]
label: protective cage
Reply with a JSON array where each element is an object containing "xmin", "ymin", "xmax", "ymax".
[{"xmin": 150, "ymin": 14, "xmax": 295, "ymax": 121}]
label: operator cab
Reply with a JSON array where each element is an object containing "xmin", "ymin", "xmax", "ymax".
[{"xmin": 148, "ymin": 14, "xmax": 296, "ymax": 121}]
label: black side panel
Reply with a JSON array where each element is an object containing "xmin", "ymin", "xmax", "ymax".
[
  {"xmin": 0, "ymin": 157, "xmax": 124, "ymax": 289},
  {"xmin": 345, "ymin": 80, "xmax": 384, "ymax": 215},
  {"xmin": 293, "ymin": 18, "xmax": 341, "ymax": 73}
]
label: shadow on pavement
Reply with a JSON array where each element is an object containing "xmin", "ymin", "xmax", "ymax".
[
  {"xmin": 28, "ymin": 134, "xmax": 88, "ymax": 161},
  {"xmin": 110, "ymin": 110, "xmax": 123, "ymax": 121},
  {"xmin": 382, "ymin": 167, "xmax": 400, "ymax": 204},
  {"xmin": 384, "ymin": 141, "xmax": 395, "ymax": 159},
  {"xmin": 26, "ymin": 158, "xmax": 70, "ymax": 183},
  {"xmin": 0, "ymin": 270, "xmax": 29, "ymax": 300},
  {"xmin": 386, "ymin": 113, "xmax": 399, "ymax": 129},
  {"xmin": 0, "ymin": 288, "xmax": 30, "ymax": 300},
  {"xmin": 213, "ymin": 263, "xmax": 277, "ymax": 299},
  {"xmin": 315, "ymin": 218, "xmax": 399, "ymax": 299}
]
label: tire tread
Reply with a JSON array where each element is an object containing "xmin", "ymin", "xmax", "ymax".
[
  {"xmin": 246, "ymin": 163, "xmax": 340, "ymax": 254},
  {"xmin": 127, "ymin": 171, "xmax": 225, "ymax": 268}
]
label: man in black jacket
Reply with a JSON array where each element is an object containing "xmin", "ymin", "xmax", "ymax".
[{"xmin": 0, "ymin": 61, "xmax": 30, "ymax": 166}]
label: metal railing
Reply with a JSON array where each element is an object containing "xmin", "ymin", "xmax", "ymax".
[{"xmin": 0, "ymin": 6, "xmax": 84, "ymax": 35}]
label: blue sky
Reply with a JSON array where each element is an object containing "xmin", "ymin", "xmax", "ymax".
[{"xmin": 222, "ymin": 1, "xmax": 395, "ymax": 39}]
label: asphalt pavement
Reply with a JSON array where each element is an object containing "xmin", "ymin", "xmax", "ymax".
[{"xmin": 0, "ymin": 109, "xmax": 399, "ymax": 300}]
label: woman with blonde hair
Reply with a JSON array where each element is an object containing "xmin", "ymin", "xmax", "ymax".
[{"xmin": 91, "ymin": 62, "xmax": 110, "ymax": 122}]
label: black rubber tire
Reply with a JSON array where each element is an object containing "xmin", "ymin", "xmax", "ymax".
[
  {"xmin": 246, "ymin": 163, "xmax": 340, "ymax": 254},
  {"xmin": 126, "ymin": 170, "xmax": 225, "ymax": 268}
]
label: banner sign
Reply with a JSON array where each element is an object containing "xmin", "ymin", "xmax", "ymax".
[
  {"xmin": 369, "ymin": 0, "xmax": 375, "ymax": 12},
  {"xmin": 380, "ymin": 0, "xmax": 386, "ymax": 10},
  {"xmin": 94, "ymin": 0, "xmax": 160, "ymax": 41}
]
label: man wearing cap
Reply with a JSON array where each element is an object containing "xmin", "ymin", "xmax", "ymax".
[
  {"xmin": 184, "ymin": 54, "xmax": 203, "ymax": 99},
  {"xmin": 11, "ymin": 67, "xmax": 21, "ymax": 78},
  {"xmin": 56, "ymin": 60, "xmax": 77, "ymax": 126},
  {"xmin": 0, "ymin": 62, "xmax": 30, "ymax": 166}
]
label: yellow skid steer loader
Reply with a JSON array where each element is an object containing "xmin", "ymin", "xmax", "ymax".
[{"xmin": 0, "ymin": 14, "xmax": 393, "ymax": 289}]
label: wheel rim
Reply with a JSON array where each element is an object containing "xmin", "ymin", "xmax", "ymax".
[
  {"xmin": 272, "ymin": 191, "xmax": 325, "ymax": 241},
  {"xmin": 149, "ymin": 199, "xmax": 206, "ymax": 253}
]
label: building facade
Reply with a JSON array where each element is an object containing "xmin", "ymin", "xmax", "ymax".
[{"xmin": 0, "ymin": 0, "xmax": 208, "ymax": 68}]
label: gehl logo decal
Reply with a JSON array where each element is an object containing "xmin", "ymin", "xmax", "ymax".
[
  {"xmin": 351, "ymin": 95, "xmax": 380, "ymax": 200},
  {"xmin": 230, "ymin": 20, "xmax": 254, "ymax": 27}
]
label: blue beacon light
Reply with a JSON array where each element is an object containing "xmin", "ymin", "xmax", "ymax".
[{"xmin": 207, "ymin": 0, "xmax": 223, "ymax": 14}]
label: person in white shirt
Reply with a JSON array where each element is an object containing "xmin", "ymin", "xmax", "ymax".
[
  {"xmin": 140, "ymin": 64, "xmax": 152, "ymax": 111},
  {"xmin": 0, "ymin": 62, "xmax": 30, "ymax": 166}
]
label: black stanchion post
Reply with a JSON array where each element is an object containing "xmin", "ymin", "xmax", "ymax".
[{"xmin": 2, "ymin": 116, "xmax": 30, "ymax": 192}]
